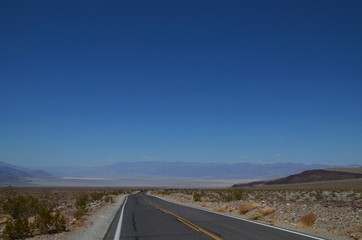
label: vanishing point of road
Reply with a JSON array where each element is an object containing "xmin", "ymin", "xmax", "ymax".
[{"xmin": 104, "ymin": 192, "xmax": 324, "ymax": 240}]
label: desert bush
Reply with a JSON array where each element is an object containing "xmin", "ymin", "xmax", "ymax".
[
  {"xmin": 315, "ymin": 191, "xmax": 324, "ymax": 201},
  {"xmin": 258, "ymin": 207, "xmax": 276, "ymax": 216},
  {"xmin": 2, "ymin": 217, "xmax": 32, "ymax": 240},
  {"xmin": 218, "ymin": 189, "xmax": 245, "ymax": 202},
  {"xmin": 0, "ymin": 214, "xmax": 13, "ymax": 224},
  {"xmin": 104, "ymin": 195, "xmax": 114, "ymax": 203},
  {"xmin": 73, "ymin": 195, "xmax": 89, "ymax": 220},
  {"xmin": 208, "ymin": 197, "xmax": 219, "ymax": 202},
  {"xmin": 230, "ymin": 189, "xmax": 245, "ymax": 201},
  {"xmin": 90, "ymin": 191, "xmax": 104, "ymax": 201},
  {"xmin": 213, "ymin": 204, "xmax": 229, "ymax": 212},
  {"xmin": 237, "ymin": 202, "xmax": 260, "ymax": 215},
  {"xmin": 1, "ymin": 196, "xmax": 41, "ymax": 219},
  {"xmin": 73, "ymin": 207, "xmax": 87, "ymax": 220},
  {"xmin": 193, "ymin": 192, "xmax": 202, "ymax": 202},
  {"xmin": 76, "ymin": 194, "xmax": 88, "ymax": 208},
  {"xmin": 1, "ymin": 195, "xmax": 67, "ymax": 239},
  {"xmin": 246, "ymin": 211, "xmax": 264, "ymax": 220},
  {"xmin": 299, "ymin": 213, "xmax": 317, "ymax": 227},
  {"xmin": 223, "ymin": 192, "xmax": 233, "ymax": 202},
  {"xmin": 162, "ymin": 190, "xmax": 171, "ymax": 195},
  {"xmin": 110, "ymin": 189, "xmax": 126, "ymax": 195},
  {"xmin": 34, "ymin": 207, "xmax": 66, "ymax": 234}
]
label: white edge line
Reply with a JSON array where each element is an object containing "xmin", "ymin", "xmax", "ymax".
[
  {"xmin": 149, "ymin": 194, "xmax": 325, "ymax": 240},
  {"xmin": 114, "ymin": 195, "xmax": 128, "ymax": 240}
]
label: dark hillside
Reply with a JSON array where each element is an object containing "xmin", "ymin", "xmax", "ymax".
[
  {"xmin": 233, "ymin": 169, "xmax": 362, "ymax": 187},
  {"xmin": 266, "ymin": 169, "xmax": 362, "ymax": 185}
]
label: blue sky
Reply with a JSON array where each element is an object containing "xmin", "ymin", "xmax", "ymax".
[{"xmin": 1, "ymin": 0, "xmax": 361, "ymax": 167}]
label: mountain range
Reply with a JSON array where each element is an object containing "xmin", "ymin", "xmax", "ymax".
[
  {"xmin": 42, "ymin": 161, "xmax": 331, "ymax": 180},
  {"xmin": 2, "ymin": 160, "xmax": 360, "ymax": 187},
  {"xmin": 0, "ymin": 161, "xmax": 53, "ymax": 183}
]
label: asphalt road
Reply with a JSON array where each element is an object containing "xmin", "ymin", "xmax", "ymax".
[{"xmin": 105, "ymin": 192, "xmax": 324, "ymax": 240}]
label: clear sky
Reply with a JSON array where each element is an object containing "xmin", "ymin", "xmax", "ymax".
[{"xmin": 1, "ymin": 0, "xmax": 361, "ymax": 167}]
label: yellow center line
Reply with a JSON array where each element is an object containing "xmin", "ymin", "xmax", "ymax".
[
  {"xmin": 178, "ymin": 218, "xmax": 200, "ymax": 231},
  {"xmin": 143, "ymin": 197, "xmax": 223, "ymax": 240}
]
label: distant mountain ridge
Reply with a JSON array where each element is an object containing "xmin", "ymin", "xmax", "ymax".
[
  {"xmin": 42, "ymin": 161, "xmax": 331, "ymax": 180},
  {"xmin": 232, "ymin": 169, "xmax": 362, "ymax": 187},
  {"xmin": 0, "ymin": 161, "xmax": 53, "ymax": 183},
  {"xmin": 267, "ymin": 169, "xmax": 362, "ymax": 185}
]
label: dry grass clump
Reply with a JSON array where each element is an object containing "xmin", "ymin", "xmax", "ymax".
[
  {"xmin": 207, "ymin": 197, "xmax": 219, "ymax": 202},
  {"xmin": 299, "ymin": 213, "xmax": 317, "ymax": 227},
  {"xmin": 346, "ymin": 225, "xmax": 362, "ymax": 240},
  {"xmin": 246, "ymin": 211, "xmax": 264, "ymax": 220},
  {"xmin": 0, "ymin": 214, "xmax": 13, "ymax": 224},
  {"xmin": 237, "ymin": 202, "xmax": 260, "ymax": 215},
  {"xmin": 74, "ymin": 219, "xmax": 87, "ymax": 227},
  {"xmin": 213, "ymin": 204, "xmax": 229, "ymax": 212},
  {"xmin": 258, "ymin": 207, "xmax": 276, "ymax": 216}
]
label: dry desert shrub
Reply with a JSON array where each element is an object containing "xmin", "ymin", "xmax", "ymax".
[
  {"xmin": 213, "ymin": 204, "xmax": 229, "ymax": 212},
  {"xmin": 237, "ymin": 202, "xmax": 260, "ymax": 215},
  {"xmin": 74, "ymin": 219, "xmax": 87, "ymax": 227},
  {"xmin": 299, "ymin": 213, "xmax": 317, "ymax": 227},
  {"xmin": 346, "ymin": 225, "xmax": 362, "ymax": 240},
  {"xmin": 193, "ymin": 192, "xmax": 202, "ymax": 202},
  {"xmin": 207, "ymin": 197, "xmax": 219, "ymax": 202},
  {"xmin": 246, "ymin": 211, "xmax": 264, "ymax": 220},
  {"xmin": 0, "ymin": 214, "xmax": 13, "ymax": 224},
  {"xmin": 258, "ymin": 207, "xmax": 276, "ymax": 216}
]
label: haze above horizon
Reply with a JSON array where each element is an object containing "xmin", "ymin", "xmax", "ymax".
[{"xmin": 1, "ymin": 0, "xmax": 361, "ymax": 167}]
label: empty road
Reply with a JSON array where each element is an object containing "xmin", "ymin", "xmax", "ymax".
[{"xmin": 104, "ymin": 192, "xmax": 324, "ymax": 240}]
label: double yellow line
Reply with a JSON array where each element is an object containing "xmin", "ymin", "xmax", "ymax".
[{"xmin": 143, "ymin": 197, "xmax": 222, "ymax": 240}]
